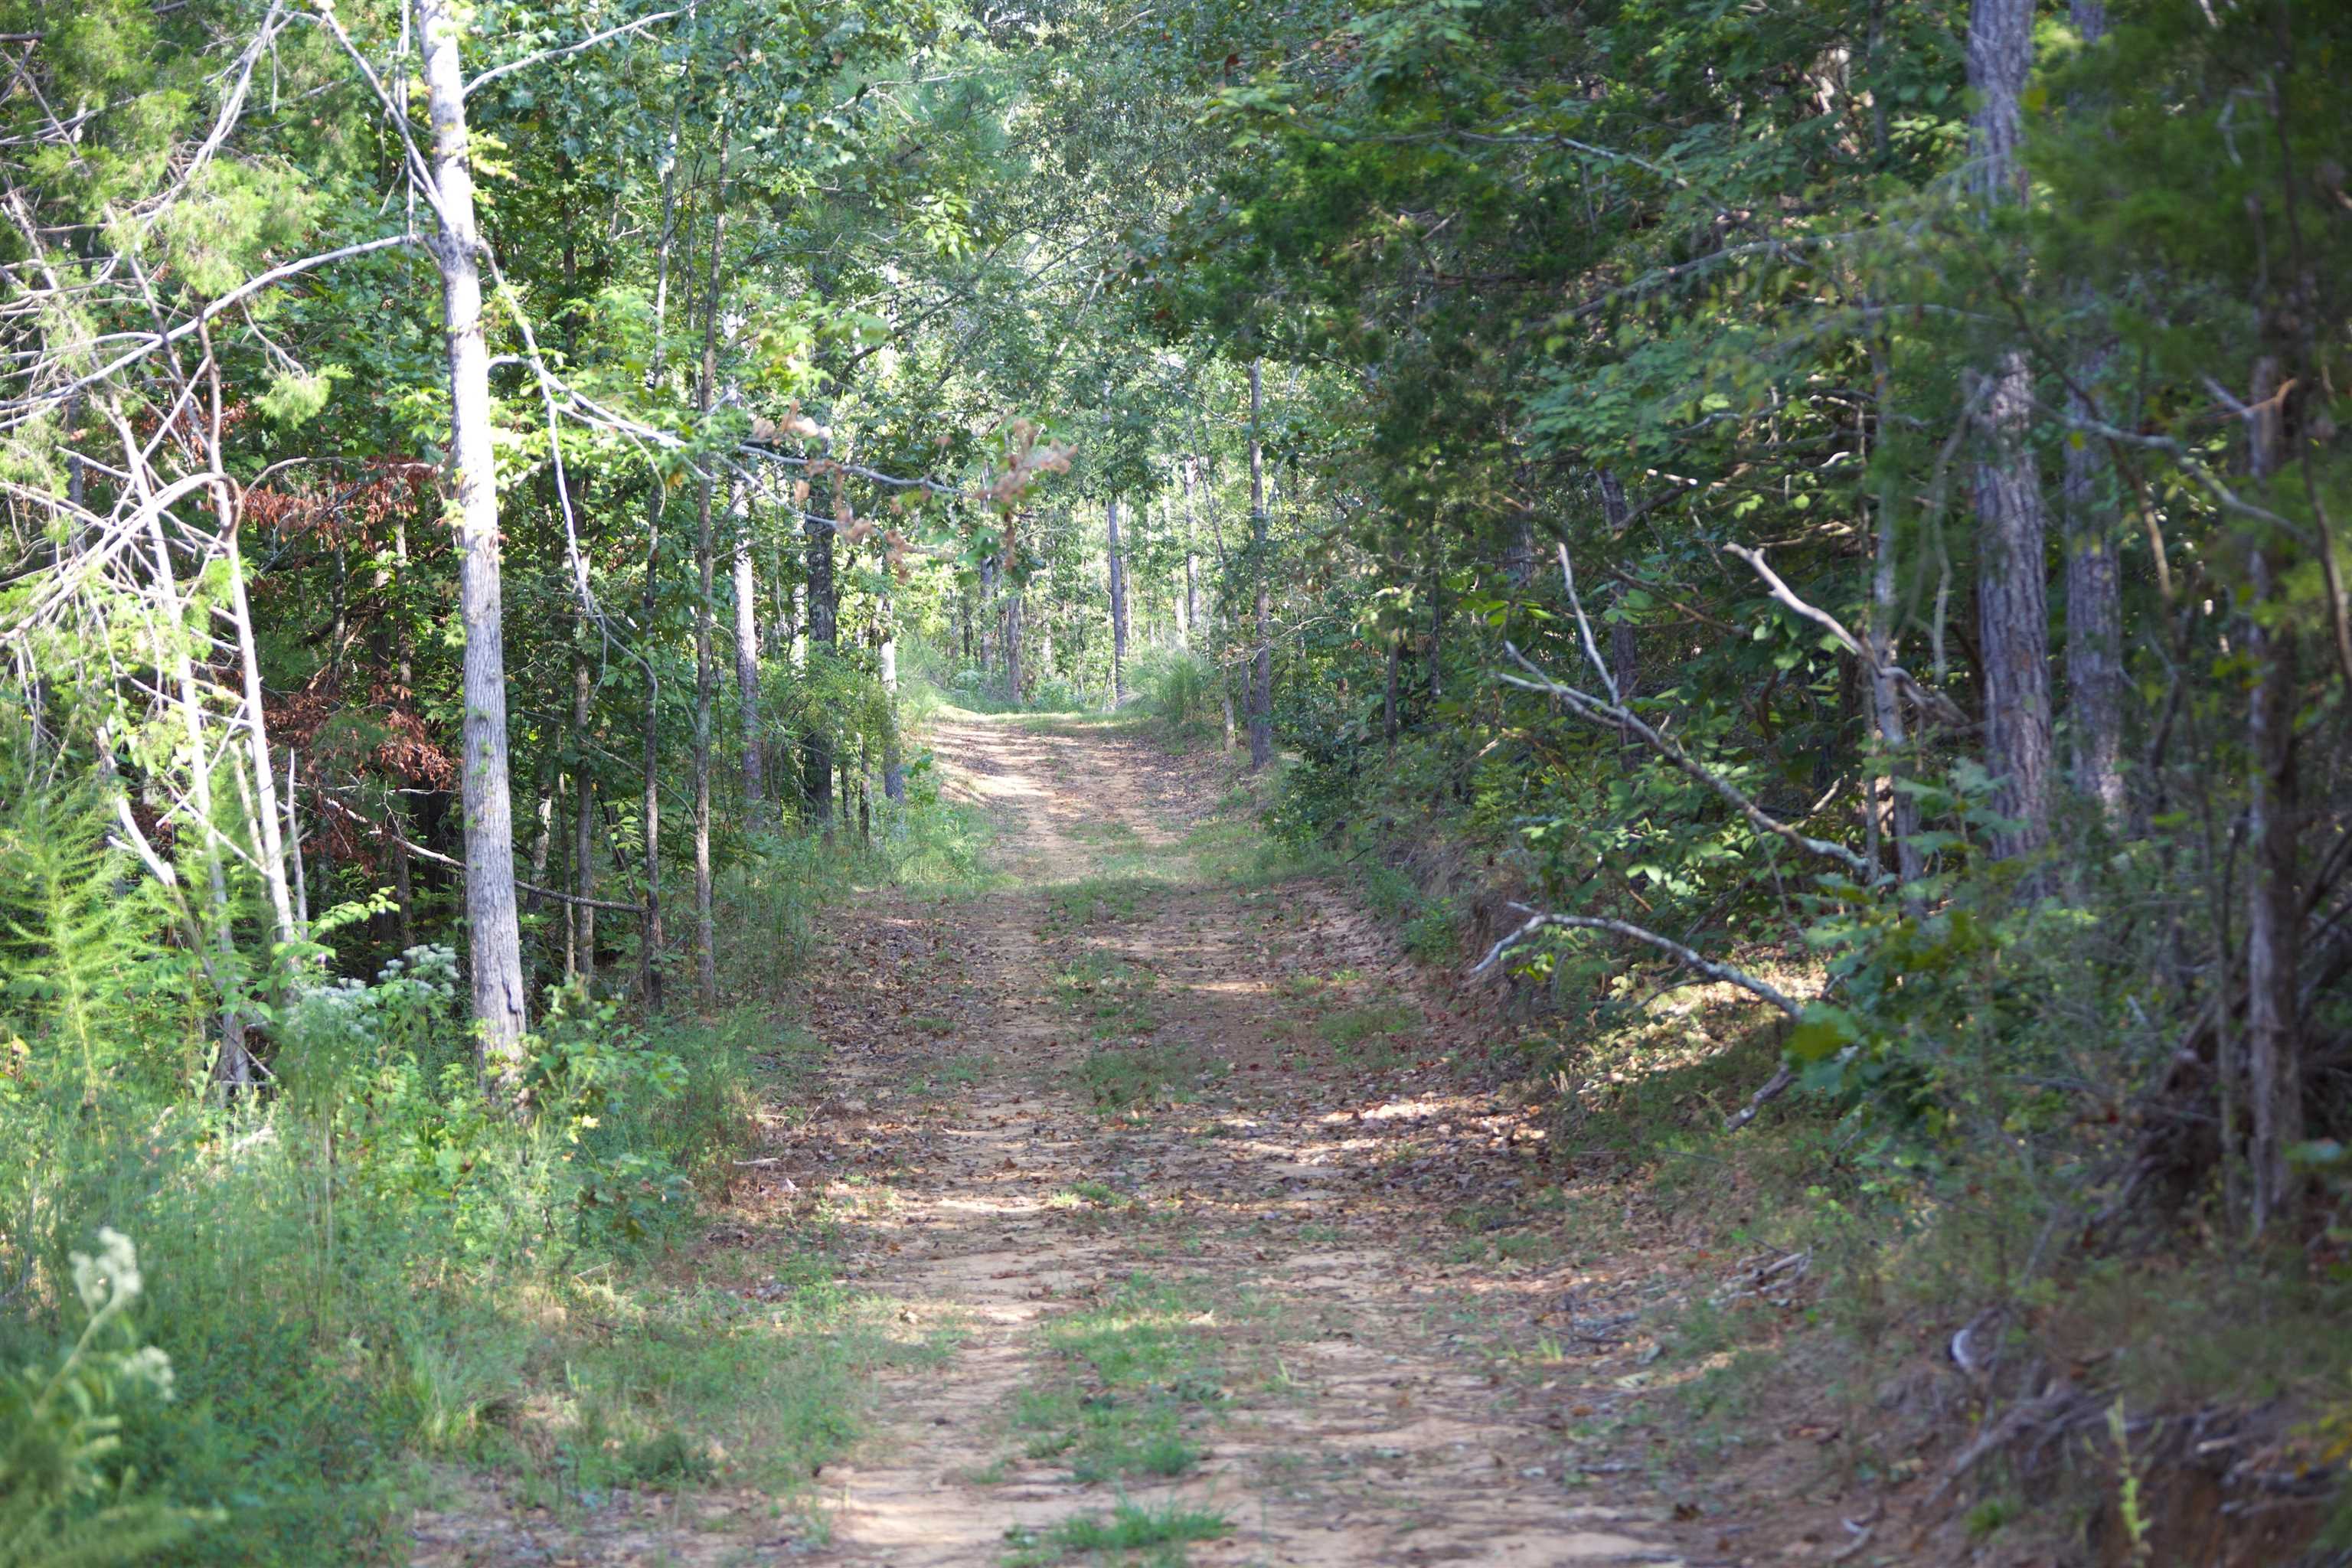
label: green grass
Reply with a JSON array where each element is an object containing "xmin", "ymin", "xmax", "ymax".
[
  {"xmin": 1008, "ymin": 1276, "xmax": 1233, "ymax": 1486},
  {"xmin": 1315, "ymin": 1002, "xmax": 1416, "ymax": 1072},
  {"xmin": 1004, "ymin": 1501, "xmax": 1232, "ymax": 1564},
  {"xmin": 1075, "ymin": 1044, "xmax": 1216, "ymax": 1110},
  {"xmin": 1044, "ymin": 875, "xmax": 1161, "ymax": 932},
  {"xmin": 1053, "ymin": 954, "xmax": 1165, "ymax": 1040}
]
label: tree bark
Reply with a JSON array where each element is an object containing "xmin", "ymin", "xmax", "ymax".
[
  {"xmin": 390, "ymin": 510, "xmax": 418, "ymax": 952},
  {"xmin": 804, "ymin": 513, "xmax": 836, "ymax": 823},
  {"xmin": 2060, "ymin": 0, "xmax": 2125, "ymax": 825},
  {"xmin": 1004, "ymin": 580, "xmax": 1024, "ymax": 705},
  {"xmin": 570, "ymin": 645, "xmax": 596, "ymax": 991},
  {"xmin": 732, "ymin": 483, "xmax": 765, "ymax": 819},
  {"xmin": 417, "ymin": 0, "xmax": 528, "ymax": 1074},
  {"xmin": 1596, "ymin": 470, "xmax": 1638, "ymax": 701},
  {"xmin": 141, "ymin": 505, "xmax": 250, "ymax": 1089},
  {"xmin": 1247, "ymin": 361, "xmax": 1272, "ymax": 769},
  {"xmin": 1106, "ymin": 495, "xmax": 1128, "ymax": 706},
  {"xmin": 691, "ymin": 146, "xmax": 728, "ymax": 1015},
  {"xmin": 1967, "ymin": 0, "xmax": 2053, "ymax": 863},
  {"xmin": 2243, "ymin": 355, "xmax": 2303, "ymax": 1231}
]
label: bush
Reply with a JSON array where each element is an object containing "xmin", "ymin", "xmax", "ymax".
[{"xmin": 1132, "ymin": 648, "xmax": 1219, "ymax": 739}]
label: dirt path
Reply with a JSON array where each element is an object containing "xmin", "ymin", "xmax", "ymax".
[{"xmin": 769, "ymin": 714, "xmax": 1700, "ymax": 1568}]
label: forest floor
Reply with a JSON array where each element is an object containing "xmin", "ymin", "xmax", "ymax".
[{"xmin": 415, "ymin": 710, "xmax": 1841, "ymax": 1567}]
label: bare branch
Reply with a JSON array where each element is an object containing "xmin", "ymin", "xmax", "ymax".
[
  {"xmin": 1499, "ymin": 642, "xmax": 1875, "ymax": 881},
  {"xmin": 1722, "ymin": 543, "xmax": 1966, "ymax": 727},
  {"xmin": 1470, "ymin": 903, "xmax": 1804, "ymax": 1018},
  {"xmin": 465, "ymin": 8, "xmax": 687, "ymax": 99}
]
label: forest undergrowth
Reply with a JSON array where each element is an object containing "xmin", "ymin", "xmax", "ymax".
[
  {"xmin": 1269, "ymin": 701, "xmax": 2352, "ymax": 1568},
  {"xmin": 0, "ymin": 767, "xmax": 991, "ymax": 1566}
]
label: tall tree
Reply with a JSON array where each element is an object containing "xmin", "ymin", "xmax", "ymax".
[
  {"xmin": 1966, "ymin": 0, "xmax": 2054, "ymax": 862},
  {"xmin": 1106, "ymin": 496, "xmax": 1128, "ymax": 705},
  {"xmin": 416, "ymin": 0, "xmax": 528, "ymax": 1073},
  {"xmin": 1246, "ymin": 360, "xmax": 1272, "ymax": 769}
]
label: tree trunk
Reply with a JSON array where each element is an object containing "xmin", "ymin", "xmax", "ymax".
[
  {"xmin": 732, "ymin": 482, "xmax": 765, "ymax": 818},
  {"xmin": 218, "ymin": 514, "xmax": 296, "ymax": 950},
  {"xmin": 1004, "ymin": 581, "xmax": 1024, "ymax": 705},
  {"xmin": 2060, "ymin": 0, "xmax": 2124, "ymax": 824},
  {"xmin": 144, "ymin": 509, "xmax": 250, "ymax": 1089},
  {"xmin": 1967, "ymin": 0, "xmax": 2053, "ymax": 864},
  {"xmin": 633, "ymin": 117, "xmax": 687, "ymax": 1014},
  {"xmin": 1596, "ymin": 469, "xmax": 1638, "ymax": 700},
  {"xmin": 390, "ymin": 510, "xmax": 418, "ymax": 952},
  {"xmin": 418, "ymin": 0, "xmax": 528, "ymax": 1074},
  {"xmin": 1383, "ymin": 637, "xmax": 1400, "ymax": 752},
  {"xmin": 1107, "ymin": 495, "xmax": 1129, "ymax": 706},
  {"xmin": 804, "ymin": 514, "xmax": 836, "ymax": 823},
  {"xmin": 2243, "ymin": 355, "xmax": 2303, "ymax": 1231},
  {"xmin": 1247, "ymin": 361, "xmax": 1272, "ymax": 769},
  {"xmin": 691, "ymin": 149, "xmax": 728, "ymax": 1015},
  {"xmin": 570, "ymin": 645, "xmax": 596, "ymax": 991}
]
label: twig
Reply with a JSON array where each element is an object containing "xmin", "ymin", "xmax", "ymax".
[{"xmin": 322, "ymin": 797, "xmax": 645, "ymax": 914}]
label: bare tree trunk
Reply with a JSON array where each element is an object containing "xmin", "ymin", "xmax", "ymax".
[
  {"xmin": 142, "ymin": 505, "xmax": 251, "ymax": 1089},
  {"xmin": 218, "ymin": 517, "xmax": 297, "ymax": 949},
  {"xmin": 804, "ymin": 514, "xmax": 836, "ymax": 823},
  {"xmin": 731, "ymin": 483, "xmax": 765, "ymax": 818},
  {"xmin": 570, "ymin": 647, "xmax": 596, "ymax": 991},
  {"xmin": 1107, "ymin": 495, "xmax": 1129, "ymax": 706},
  {"xmin": 1428, "ymin": 553, "xmax": 1446, "ymax": 706},
  {"xmin": 390, "ymin": 511, "xmax": 418, "ymax": 952},
  {"xmin": 1383, "ymin": 637, "xmax": 1400, "ymax": 752},
  {"xmin": 1004, "ymin": 582, "xmax": 1024, "ymax": 705},
  {"xmin": 1596, "ymin": 470, "xmax": 1638, "ymax": 700},
  {"xmin": 416, "ymin": 0, "xmax": 529, "ymax": 1072},
  {"xmin": 1967, "ymin": 0, "xmax": 2053, "ymax": 864},
  {"xmin": 691, "ymin": 149, "xmax": 728, "ymax": 1015},
  {"xmin": 2062, "ymin": 357, "xmax": 2125, "ymax": 822},
  {"xmin": 2243, "ymin": 355, "xmax": 2303, "ymax": 1231},
  {"xmin": 1870, "ymin": 486, "xmax": 1924, "ymax": 885},
  {"xmin": 880, "ymin": 587, "xmax": 906, "ymax": 803},
  {"xmin": 2060, "ymin": 1, "xmax": 2124, "ymax": 825},
  {"xmin": 1247, "ymin": 361, "xmax": 1272, "ymax": 769},
  {"xmin": 635, "ymin": 122, "xmax": 685, "ymax": 1015}
]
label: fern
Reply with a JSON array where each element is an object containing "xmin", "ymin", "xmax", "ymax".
[{"xmin": 0, "ymin": 779, "xmax": 165, "ymax": 1101}]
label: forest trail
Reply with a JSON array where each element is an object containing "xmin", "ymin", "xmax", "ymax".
[{"xmin": 773, "ymin": 713, "xmax": 1699, "ymax": 1568}]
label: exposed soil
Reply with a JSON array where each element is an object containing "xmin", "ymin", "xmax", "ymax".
[
  {"xmin": 776, "ymin": 714, "xmax": 1708, "ymax": 1567},
  {"xmin": 416, "ymin": 713, "xmax": 1780, "ymax": 1566}
]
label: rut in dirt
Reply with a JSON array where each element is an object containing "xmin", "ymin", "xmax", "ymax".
[{"xmin": 764, "ymin": 713, "xmax": 1704, "ymax": 1568}]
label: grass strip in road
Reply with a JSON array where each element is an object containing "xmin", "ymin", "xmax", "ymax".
[
  {"xmin": 1001, "ymin": 1500, "xmax": 1233, "ymax": 1566},
  {"xmin": 1010, "ymin": 1275, "xmax": 1236, "ymax": 1486}
]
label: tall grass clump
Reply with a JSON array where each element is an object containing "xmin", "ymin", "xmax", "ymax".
[{"xmin": 1134, "ymin": 648, "xmax": 1218, "ymax": 742}]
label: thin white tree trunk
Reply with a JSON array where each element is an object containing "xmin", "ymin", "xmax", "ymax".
[
  {"xmin": 691, "ymin": 146, "xmax": 729, "ymax": 1014},
  {"xmin": 144, "ymin": 506, "xmax": 251, "ymax": 1088},
  {"xmin": 1247, "ymin": 362, "xmax": 1272, "ymax": 769},
  {"xmin": 417, "ymin": 0, "xmax": 528, "ymax": 1075},
  {"xmin": 730, "ymin": 482, "xmax": 765, "ymax": 817},
  {"xmin": 1106, "ymin": 495, "xmax": 1128, "ymax": 705},
  {"xmin": 570, "ymin": 646, "xmax": 596, "ymax": 991}
]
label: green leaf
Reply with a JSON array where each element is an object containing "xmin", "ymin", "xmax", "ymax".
[{"xmin": 1785, "ymin": 1003, "xmax": 1860, "ymax": 1063}]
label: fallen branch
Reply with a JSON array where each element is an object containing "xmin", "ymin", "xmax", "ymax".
[
  {"xmin": 1472, "ymin": 902, "xmax": 1804, "ymax": 1018},
  {"xmin": 1723, "ymin": 543, "xmax": 1966, "ymax": 727},
  {"xmin": 323, "ymin": 797, "xmax": 645, "ymax": 915}
]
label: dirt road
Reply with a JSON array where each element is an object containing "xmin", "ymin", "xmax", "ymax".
[{"xmin": 784, "ymin": 714, "xmax": 1697, "ymax": 1567}]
